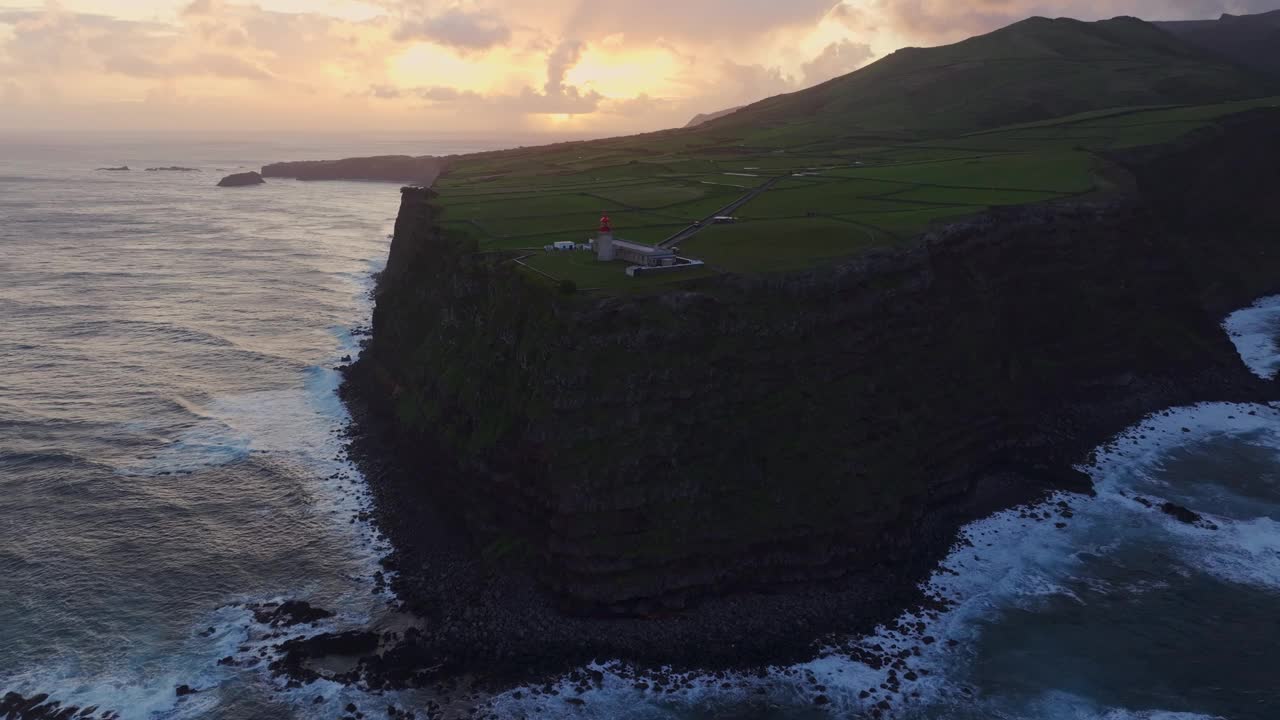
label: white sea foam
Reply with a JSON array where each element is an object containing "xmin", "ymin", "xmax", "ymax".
[
  {"xmin": 1017, "ymin": 691, "xmax": 1225, "ymax": 720},
  {"xmin": 299, "ymin": 303, "xmax": 1280, "ymax": 717},
  {"xmin": 466, "ymin": 304, "xmax": 1280, "ymax": 718},
  {"xmin": 483, "ymin": 397, "xmax": 1280, "ymax": 719},
  {"xmin": 1223, "ymin": 295, "xmax": 1280, "ymax": 379}
]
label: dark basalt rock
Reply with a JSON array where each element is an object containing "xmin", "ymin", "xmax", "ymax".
[
  {"xmin": 174, "ymin": 685, "xmax": 196, "ymax": 697},
  {"xmin": 270, "ymin": 631, "xmax": 381, "ymax": 685},
  {"xmin": 1160, "ymin": 502, "xmax": 1202, "ymax": 524},
  {"xmin": 280, "ymin": 630, "xmax": 379, "ymax": 661},
  {"xmin": 1159, "ymin": 501, "xmax": 1218, "ymax": 529},
  {"xmin": 249, "ymin": 599, "xmax": 335, "ymax": 627},
  {"xmin": 217, "ymin": 171, "xmax": 265, "ymax": 187},
  {"xmin": 146, "ymin": 166, "xmax": 199, "ymax": 172},
  {"xmin": 0, "ymin": 691, "xmax": 119, "ymax": 719},
  {"xmin": 95, "ymin": 166, "xmax": 129, "ymax": 171}
]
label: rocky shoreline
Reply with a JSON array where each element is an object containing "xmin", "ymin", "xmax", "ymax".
[
  {"xmin": 260, "ymin": 108, "xmax": 1280, "ymax": 712},
  {"xmin": 258, "ymin": 324, "xmax": 1279, "ymax": 713}
]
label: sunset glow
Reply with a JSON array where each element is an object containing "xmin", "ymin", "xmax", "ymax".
[{"xmin": 1, "ymin": 0, "xmax": 1272, "ymax": 133}]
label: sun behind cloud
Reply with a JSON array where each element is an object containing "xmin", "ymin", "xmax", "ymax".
[{"xmin": 1, "ymin": 0, "xmax": 1273, "ymax": 133}]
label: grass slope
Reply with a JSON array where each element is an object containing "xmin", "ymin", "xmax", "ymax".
[{"xmin": 701, "ymin": 16, "xmax": 1276, "ymax": 142}]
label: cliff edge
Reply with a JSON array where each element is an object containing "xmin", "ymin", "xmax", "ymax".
[{"xmin": 347, "ymin": 110, "xmax": 1280, "ymax": 624}]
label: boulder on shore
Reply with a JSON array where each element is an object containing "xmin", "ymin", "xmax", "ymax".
[{"xmin": 217, "ymin": 171, "xmax": 265, "ymax": 187}]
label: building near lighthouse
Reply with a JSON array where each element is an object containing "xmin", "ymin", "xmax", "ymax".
[
  {"xmin": 593, "ymin": 214, "xmax": 677, "ymax": 267},
  {"xmin": 588, "ymin": 213, "xmax": 706, "ymax": 278}
]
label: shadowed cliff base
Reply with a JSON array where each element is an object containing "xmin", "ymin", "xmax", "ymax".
[{"xmin": 276, "ymin": 109, "xmax": 1280, "ymax": 698}]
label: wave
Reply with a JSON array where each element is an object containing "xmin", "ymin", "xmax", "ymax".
[
  {"xmin": 476, "ymin": 400, "xmax": 1280, "ymax": 720},
  {"xmin": 1223, "ymin": 296, "xmax": 1280, "ymax": 380}
]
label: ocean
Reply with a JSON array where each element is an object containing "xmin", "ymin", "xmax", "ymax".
[{"xmin": 2, "ymin": 137, "xmax": 1279, "ymax": 720}]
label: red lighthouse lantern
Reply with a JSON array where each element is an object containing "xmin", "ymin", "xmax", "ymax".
[{"xmin": 599, "ymin": 213, "xmax": 612, "ymax": 233}]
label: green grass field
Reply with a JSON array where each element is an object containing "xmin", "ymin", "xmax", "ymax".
[{"xmin": 430, "ymin": 95, "xmax": 1279, "ymax": 290}]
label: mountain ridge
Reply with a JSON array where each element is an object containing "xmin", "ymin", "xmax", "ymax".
[
  {"xmin": 696, "ymin": 14, "xmax": 1277, "ymax": 140},
  {"xmin": 1157, "ymin": 9, "xmax": 1280, "ymax": 79}
]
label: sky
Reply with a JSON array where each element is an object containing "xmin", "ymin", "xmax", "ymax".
[{"xmin": 1, "ymin": 0, "xmax": 1277, "ymax": 135}]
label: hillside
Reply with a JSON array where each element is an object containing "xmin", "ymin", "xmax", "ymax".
[
  {"xmin": 699, "ymin": 15, "xmax": 1276, "ymax": 141},
  {"xmin": 1158, "ymin": 10, "xmax": 1280, "ymax": 79},
  {"xmin": 684, "ymin": 106, "xmax": 743, "ymax": 128}
]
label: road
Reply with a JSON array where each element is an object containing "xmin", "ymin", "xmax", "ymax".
[{"xmin": 658, "ymin": 175, "xmax": 784, "ymax": 249}]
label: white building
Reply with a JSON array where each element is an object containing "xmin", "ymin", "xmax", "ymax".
[{"xmin": 596, "ymin": 230, "xmax": 677, "ymax": 266}]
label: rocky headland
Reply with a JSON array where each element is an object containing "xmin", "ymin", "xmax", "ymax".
[
  {"xmin": 270, "ymin": 109, "xmax": 1280, "ymax": 702},
  {"xmin": 217, "ymin": 171, "xmax": 265, "ymax": 187},
  {"xmin": 262, "ymin": 155, "xmax": 445, "ymax": 183}
]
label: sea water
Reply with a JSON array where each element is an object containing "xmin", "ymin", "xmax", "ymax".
[
  {"xmin": 4, "ymin": 136, "xmax": 1280, "ymax": 719},
  {"xmin": 0, "ymin": 134, "xmax": 484, "ymax": 717}
]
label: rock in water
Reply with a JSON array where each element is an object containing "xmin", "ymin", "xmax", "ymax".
[
  {"xmin": 1160, "ymin": 501, "xmax": 1216, "ymax": 528},
  {"xmin": 217, "ymin": 171, "xmax": 265, "ymax": 187},
  {"xmin": 249, "ymin": 599, "xmax": 335, "ymax": 627}
]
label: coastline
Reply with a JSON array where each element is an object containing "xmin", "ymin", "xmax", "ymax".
[
  {"xmin": 325, "ymin": 350, "xmax": 1277, "ymax": 698},
  {"xmin": 262, "ymin": 108, "xmax": 1280, "ymax": 709}
]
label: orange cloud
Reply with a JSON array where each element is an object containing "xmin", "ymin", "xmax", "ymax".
[{"xmin": 2, "ymin": 0, "xmax": 1270, "ymax": 133}]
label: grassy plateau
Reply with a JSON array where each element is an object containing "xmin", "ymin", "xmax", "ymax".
[{"xmin": 427, "ymin": 16, "xmax": 1280, "ymax": 290}]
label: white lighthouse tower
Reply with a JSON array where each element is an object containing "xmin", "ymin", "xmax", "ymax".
[{"xmin": 595, "ymin": 213, "xmax": 616, "ymax": 261}]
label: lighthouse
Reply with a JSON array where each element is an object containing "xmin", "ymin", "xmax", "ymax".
[{"xmin": 595, "ymin": 213, "xmax": 616, "ymax": 262}]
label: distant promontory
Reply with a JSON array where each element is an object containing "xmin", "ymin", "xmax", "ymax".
[
  {"xmin": 217, "ymin": 171, "xmax": 265, "ymax": 187},
  {"xmin": 262, "ymin": 155, "xmax": 444, "ymax": 183}
]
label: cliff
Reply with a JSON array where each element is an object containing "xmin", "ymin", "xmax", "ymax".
[
  {"xmin": 262, "ymin": 155, "xmax": 445, "ymax": 183},
  {"xmin": 349, "ymin": 109, "xmax": 1280, "ymax": 616}
]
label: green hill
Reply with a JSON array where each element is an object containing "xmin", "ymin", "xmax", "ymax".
[
  {"xmin": 423, "ymin": 13, "xmax": 1280, "ymax": 288},
  {"xmin": 700, "ymin": 16, "xmax": 1275, "ymax": 142},
  {"xmin": 1158, "ymin": 11, "xmax": 1280, "ymax": 79}
]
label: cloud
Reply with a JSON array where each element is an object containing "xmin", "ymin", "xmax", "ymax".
[
  {"xmin": 601, "ymin": 93, "xmax": 668, "ymax": 116},
  {"xmin": 511, "ymin": 84, "xmax": 602, "ymax": 114},
  {"xmin": 366, "ymin": 81, "xmax": 601, "ymax": 114},
  {"xmin": 6, "ymin": 0, "xmax": 1279, "ymax": 133},
  {"xmin": 545, "ymin": 39, "xmax": 583, "ymax": 95},
  {"xmin": 368, "ymin": 82, "xmax": 403, "ymax": 98},
  {"xmin": 718, "ymin": 60, "xmax": 796, "ymax": 101},
  {"xmin": 802, "ymin": 39, "xmax": 874, "ymax": 85},
  {"xmin": 542, "ymin": 0, "xmax": 838, "ymax": 44},
  {"xmin": 829, "ymin": 0, "xmax": 1280, "ymax": 45},
  {"xmin": 395, "ymin": 6, "xmax": 511, "ymax": 50},
  {"xmin": 181, "ymin": 0, "xmax": 222, "ymax": 17},
  {"xmin": 2, "ymin": 81, "xmax": 23, "ymax": 104},
  {"xmin": 104, "ymin": 52, "xmax": 274, "ymax": 81}
]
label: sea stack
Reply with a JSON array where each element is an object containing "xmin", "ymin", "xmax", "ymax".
[{"xmin": 217, "ymin": 171, "xmax": 265, "ymax": 187}]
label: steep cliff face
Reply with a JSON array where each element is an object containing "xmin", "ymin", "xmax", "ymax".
[{"xmin": 352, "ymin": 110, "xmax": 1280, "ymax": 614}]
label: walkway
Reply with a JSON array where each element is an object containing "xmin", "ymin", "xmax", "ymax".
[{"xmin": 658, "ymin": 176, "xmax": 784, "ymax": 249}]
